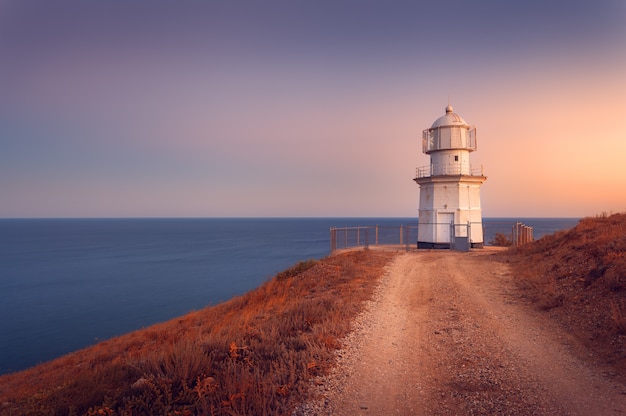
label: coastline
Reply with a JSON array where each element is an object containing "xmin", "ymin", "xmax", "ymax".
[
  {"xmin": 2, "ymin": 213, "xmax": 625, "ymax": 414},
  {"xmin": 0, "ymin": 217, "xmax": 580, "ymax": 375}
]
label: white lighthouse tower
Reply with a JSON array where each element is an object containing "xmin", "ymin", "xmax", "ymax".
[{"xmin": 414, "ymin": 105, "xmax": 486, "ymax": 249}]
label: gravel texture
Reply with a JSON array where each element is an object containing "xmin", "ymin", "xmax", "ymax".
[{"xmin": 294, "ymin": 250, "xmax": 626, "ymax": 415}]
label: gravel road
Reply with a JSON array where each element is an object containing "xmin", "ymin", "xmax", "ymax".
[{"xmin": 296, "ymin": 249, "xmax": 626, "ymax": 415}]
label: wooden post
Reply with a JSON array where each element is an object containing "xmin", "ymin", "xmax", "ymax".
[{"xmin": 512, "ymin": 222, "xmax": 534, "ymax": 247}]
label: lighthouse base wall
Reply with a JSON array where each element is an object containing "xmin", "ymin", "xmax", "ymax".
[
  {"xmin": 417, "ymin": 241, "xmax": 451, "ymax": 249},
  {"xmin": 415, "ymin": 175, "xmax": 486, "ymax": 247},
  {"xmin": 417, "ymin": 240, "xmax": 484, "ymax": 250}
]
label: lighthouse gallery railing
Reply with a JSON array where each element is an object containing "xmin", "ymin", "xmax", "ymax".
[{"xmin": 415, "ymin": 164, "xmax": 485, "ymax": 178}]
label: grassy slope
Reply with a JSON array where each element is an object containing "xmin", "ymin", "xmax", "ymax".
[
  {"xmin": 503, "ymin": 213, "xmax": 626, "ymax": 376},
  {"xmin": 4, "ymin": 214, "xmax": 624, "ymax": 415},
  {"xmin": 0, "ymin": 250, "xmax": 397, "ymax": 416}
]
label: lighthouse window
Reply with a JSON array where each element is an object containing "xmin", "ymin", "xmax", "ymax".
[
  {"xmin": 451, "ymin": 128, "xmax": 462, "ymax": 147},
  {"xmin": 454, "ymin": 156, "xmax": 459, "ymax": 161},
  {"xmin": 439, "ymin": 128, "xmax": 451, "ymax": 148}
]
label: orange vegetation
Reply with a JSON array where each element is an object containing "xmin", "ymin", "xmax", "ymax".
[
  {"xmin": 0, "ymin": 251, "xmax": 396, "ymax": 415},
  {"xmin": 503, "ymin": 212, "xmax": 626, "ymax": 376}
]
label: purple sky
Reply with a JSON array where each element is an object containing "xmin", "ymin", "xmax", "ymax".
[{"xmin": 1, "ymin": 0, "xmax": 625, "ymax": 217}]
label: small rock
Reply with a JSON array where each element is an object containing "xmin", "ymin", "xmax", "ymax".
[{"xmin": 131, "ymin": 377, "xmax": 149, "ymax": 390}]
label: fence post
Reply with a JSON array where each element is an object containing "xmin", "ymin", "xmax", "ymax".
[
  {"xmin": 376, "ymin": 225, "xmax": 379, "ymax": 246},
  {"xmin": 405, "ymin": 224, "xmax": 410, "ymax": 252},
  {"xmin": 330, "ymin": 227, "xmax": 336, "ymax": 253},
  {"xmin": 512, "ymin": 222, "xmax": 534, "ymax": 247},
  {"xmin": 364, "ymin": 228, "xmax": 369, "ymax": 250},
  {"xmin": 400, "ymin": 225, "xmax": 403, "ymax": 245}
]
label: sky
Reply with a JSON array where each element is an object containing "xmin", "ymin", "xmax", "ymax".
[{"xmin": 1, "ymin": 0, "xmax": 625, "ymax": 218}]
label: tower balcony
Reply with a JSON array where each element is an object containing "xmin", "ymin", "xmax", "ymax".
[{"xmin": 415, "ymin": 164, "xmax": 485, "ymax": 179}]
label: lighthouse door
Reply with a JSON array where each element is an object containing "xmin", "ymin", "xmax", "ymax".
[{"xmin": 437, "ymin": 213, "xmax": 454, "ymax": 243}]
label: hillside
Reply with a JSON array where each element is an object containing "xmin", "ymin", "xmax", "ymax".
[
  {"xmin": 0, "ymin": 251, "xmax": 396, "ymax": 415},
  {"xmin": 2, "ymin": 213, "xmax": 625, "ymax": 415},
  {"xmin": 503, "ymin": 213, "xmax": 626, "ymax": 376}
]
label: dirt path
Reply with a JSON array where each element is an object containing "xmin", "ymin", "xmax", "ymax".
[{"xmin": 297, "ymin": 250, "xmax": 626, "ymax": 415}]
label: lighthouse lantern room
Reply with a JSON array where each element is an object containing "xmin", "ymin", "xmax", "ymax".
[{"xmin": 414, "ymin": 105, "xmax": 486, "ymax": 249}]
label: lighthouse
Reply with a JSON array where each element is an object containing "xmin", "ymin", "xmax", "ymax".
[{"xmin": 414, "ymin": 105, "xmax": 486, "ymax": 249}]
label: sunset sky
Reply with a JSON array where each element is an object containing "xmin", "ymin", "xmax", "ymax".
[{"xmin": 1, "ymin": 0, "xmax": 625, "ymax": 218}]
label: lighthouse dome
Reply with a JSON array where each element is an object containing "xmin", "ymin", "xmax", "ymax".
[{"xmin": 430, "ymin": 105, "xmax": 469, "ymax": 128}]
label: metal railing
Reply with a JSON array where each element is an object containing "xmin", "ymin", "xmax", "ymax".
[
  {"xmin": 415, "ymin": 164, "xmax": 485, "ymax": 178},
  {"xmin": 330, "ymin": 220, "xmax": 534, "ymax": 252},
  {"xmin": 329, "ymin": 224, "xmax": 418, "ymax": 253}
]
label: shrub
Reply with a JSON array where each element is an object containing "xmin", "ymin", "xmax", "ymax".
[{"xmin": 490, "ymin": 232, "xmax": 512, "ymax": 247}]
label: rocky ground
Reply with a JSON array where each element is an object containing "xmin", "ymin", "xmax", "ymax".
[{"xmin": 294, "ymin": 249, "xmax": 626, "ymax": 415}]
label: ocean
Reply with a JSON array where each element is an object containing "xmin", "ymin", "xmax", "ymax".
[{"xmin": 0, "ymin": 217, "xmax": 579, "ymax": 375}]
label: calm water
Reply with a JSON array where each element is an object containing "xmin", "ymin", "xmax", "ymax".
[{"xmin": 0, "ymin": 217, "xmax": 579, "ymax": 374}]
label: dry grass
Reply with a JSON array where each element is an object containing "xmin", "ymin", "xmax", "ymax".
[
  {"xmin": 501, "ymin": 212, "xmax": 626, "ymax": 376},
  {"xmin": 0, "ymin": 250, "xmax": 397, "ymax": 415}
]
